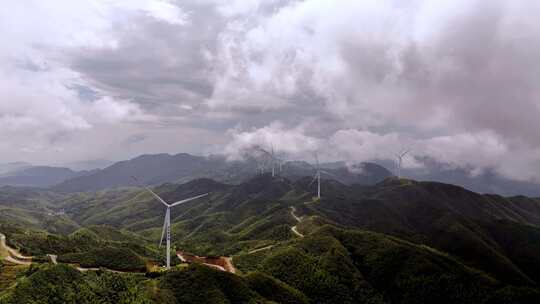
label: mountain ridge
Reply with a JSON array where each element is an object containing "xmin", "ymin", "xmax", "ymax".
[{"xmin": 53, "ymin": 153, "xmax": 392, "ymax": 192}]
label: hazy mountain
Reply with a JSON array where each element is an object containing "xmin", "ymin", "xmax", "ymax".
[
  {"xmin": 53, "ymin": 153, "xmax": 235, "ymax": 192},
  {"xmin": 59, "ymin": 159, "xmax": 114, "ymax": 171},
  {"xmin": 0, "ymin": 162, "xmax": 31, "ymax": 175},
  {"xmin": 0, "ymin": 166, "xmax": 96, "ymax": 188},
  {"xmin": 53, "ymin": 153, "xmax": 392, "ymax": 192},
  {"xmin": 401, "ymin": 158, "xmax": 540, "ymax": 197}
]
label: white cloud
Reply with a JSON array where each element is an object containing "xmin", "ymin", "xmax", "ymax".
[
  {"xmin": 90, "ymin": 97, "xmax": 151, "ymax": 123},
  {"xmin": 0, "ymin": 0, "xmax": 187, "ymax": 163},
  {"xmin": 224, "ymin": 122, "xmax": 321, "ymax": 160},
  {"xmin": 1, "ymin": 0, "xmax": 540, "ymax": 186},
  {"xmin": 224, "ymin": 124, "xmax": 540, "ymax": 182}
]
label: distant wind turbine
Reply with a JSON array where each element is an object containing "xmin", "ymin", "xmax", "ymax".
[
  {"xmin": 277, "ymin": 156, "xmax": 284, "ymax": 173},
  {"xmin": 256, "ymin": 163, "xmax": 265, "ymax": 174},
  {"xmin": 255, "ymin": 144, "xmax": 278, "ymax": 177},
  {"xmin": 132, "ymin": 176, "xmax": 208, "ymax": 270},
  {"xmin": 395, "ymin": 149, "xmax": 410, "ymax": 179},
  {"xmin": 309, "ymin": 153, "xmax": 335, "ymax": 199},
  {"xmin": 274, "ymin": 150, "xmax": 287, "ymax": 175}
]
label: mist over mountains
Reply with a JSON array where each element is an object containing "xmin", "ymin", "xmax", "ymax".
[{"xmin": 2, "ymin": 153, "xmax": 540, "ymax": 197}]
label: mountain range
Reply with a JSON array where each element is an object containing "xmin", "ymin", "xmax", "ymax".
[
  {"xmin": 51, "ymin": 153, "xmax": 392, "ymax": 192},
  {"xmin": 3, "ymin": 153, "xmax": 540, "ymax": 197},
  {"xmin": 2, "ymin": 171, "xmax": 540, "ymax": 303}
]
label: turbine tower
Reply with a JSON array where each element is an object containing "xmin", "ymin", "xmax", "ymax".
[
  {"xmin": 256, "ymin": 161, "xmax": 265, "ymax": 175},
  {"xmin": 132, "ymin": 177, "xmax": 208, "ymax": 269},
  {"xmin": 395, "ymin": 149, "xmax": 410, "ymax": 179},
  {"xmin": 271, "ymin": 144, "xmax": 276, "ymax": 177},
  {"xmin": 309, "ymin": 153, "xmax": 334, "ymax": 199}
]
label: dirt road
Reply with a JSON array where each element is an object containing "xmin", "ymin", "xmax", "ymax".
[
  {"xmin": 0, "ymin": 233, "xmax": 32, "ymax": 266},
  {"xmin": 248, "ymin": 245, "xmax": 274, "ymax": 254},
  {"xmin": 1, "ymin": 233, "xmax": 128, "ymax": 273},
  {"xmin": 177, "ymin": 251, "xmax": 236, "ymax": 274},
  {"xmin": 290, "ymin": 207, "xmax": 304, "ymax": 238},
  {"xmin": 48, "ymin": 254, "xmax": 58, "ymax": 265}
]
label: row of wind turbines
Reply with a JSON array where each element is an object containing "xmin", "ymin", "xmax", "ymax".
[
  {"xmin": 254, "ymin": 145, "xmax": 330, "ymax": 199},
  {"xmin": 254, "ymin": 144, "xmax": 411, "ymax": 197},
  {"xmin": 133, "ymin": 147, "xmax": 411, "ymax": 270}
]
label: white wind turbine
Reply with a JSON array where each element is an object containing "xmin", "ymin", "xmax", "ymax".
[
  {"xmin": 271, "ymin": 144, "xmax": 276, "ymax": 177},
  {"xmin": 274, "ymin": 148, "xmax": 288, "ymax": 175},
  {"xmin": 256, "ymin": 160, "xmax": 265, "ymax": 175},
  {"xmin": 276, "ymin": 154, "xmax": 285, "ymax": 174},
  {"xmin": 132, "ymin": 177, "xmax": 208, "ymax": 270},
  {"xmin": 395, "ymin": 149, "xmax": 410, "ymax": 179},
  {"xmin": 309, "ymin": 153, "xmax": 334, "ymax": 199},
  {"xmin": 255, "ymin": 144, "xmax": 277, "ymax": 177}
]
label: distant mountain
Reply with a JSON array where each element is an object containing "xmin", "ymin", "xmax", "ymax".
[
  {"xmin": 53, "ymin": 153, "xmax": 392, "ymax": 192},
  {"xmin": 53, "ymin": 153, "xmax": 235, "ymax": 192},
  {"xmin": 0, "ymin": 162, "xmax": 31, "ymax": 174},
  {"xmin": 0, "ymin": 166, "xmax": 95, "ymax": 188},
  {"xmin": 59, "ymin": 159, "xmax": 114, "ymax": 171},
  {"xmin": 402, "ymin": 158, "xmax": 540, "ymax": 197}
]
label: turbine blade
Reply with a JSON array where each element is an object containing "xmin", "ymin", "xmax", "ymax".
[
  {"xmin": 304, "ymin": 161, "xmax": 317, "ymax": 170},
  {"xmin": 159, "ymin": 208, "xmax": 169, "ymax": 247},
  {"xmin": 132, "ymin": 176, "xmax": 169, "ymax": 206},
  {"xmin": 320, "ymin": 170, "xmax": 337, "ymax": 178},
  {"xmin": 308, "ymin": 173, "xmax": 318, "ymax": 186},
  {"xmin": 170, "ymin": 193, "xmax": 209, "ymax": 207},
  {"xmin": 399, "ymin": 149, "xmax": 411, "ymax": 157}
]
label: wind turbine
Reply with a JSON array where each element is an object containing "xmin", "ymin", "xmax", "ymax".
[
  {"xmin": 256, "ymin": 160, "xmax": 265, "ymax": 175},
  {"xmin": 271, "ymin": 144, "xmax": 276, "ymax": 177},
  {"xmin": 255, "ymin": 144, "xmax": 277, "ymax": 177},
  {"xmin": 277, "ymin": 156, "xmax": 284, "ymax": 173},
  {"xmin": 309, "ymin": 153, "xmax": 334, "ymax": 199},
  {"xmin": 274, "ymin": 149, "xmax": 287, "ymax": 175},
  {"xmin": 395, "ymin": 149, "xmax": 410, "ymax": 179},
  {"xmin": 132, "ymin": 177, "xmax": 208, "ymax": 269}
]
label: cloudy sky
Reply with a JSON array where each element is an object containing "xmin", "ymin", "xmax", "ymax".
[{"xmin": 1, "ymin": 0, "xmax": 539, "ymax": 181}]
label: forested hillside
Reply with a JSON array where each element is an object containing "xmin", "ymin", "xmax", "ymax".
[{"xmin": 1, "ymin": 175, "xmax": 540, "ymax": 303}]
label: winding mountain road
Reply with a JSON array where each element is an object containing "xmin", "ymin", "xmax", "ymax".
[
  {"xmin": 290, "ymin": 207, "xmax": 304, "ymax": 238},
  {"xmin": 0, "ymin": 233, "xmax": 134, "ymax": 273},
  {"xmin": 248, "ymin": 245, "xmax": 275, "ymax": 254},
  {"xmin": 47, "ymin": 254, "xmax": 58, "ymax": 265},
  {"xmin": 0, "ymin": 233, "xmax": 32, "ymax": 266}
]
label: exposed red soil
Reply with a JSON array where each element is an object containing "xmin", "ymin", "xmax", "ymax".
[{"xmin": 177, "ymin": 251, "xmax": 236, "ymax": 273}]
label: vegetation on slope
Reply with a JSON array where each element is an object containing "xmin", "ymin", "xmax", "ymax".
[
  {"xmin": 58, "ymin": 247, "xmax": 146, "ymax": 272},
  {"xmin": 235, "ymin": 225, "xmax": 540, "ymax": 304},
  {"xmin": 0, "ymin": 264, "xmax": 150, "ymax": 304},
  {"xmin": 3, "ymin": 175, "xmax": 540, "ymax": 303}
]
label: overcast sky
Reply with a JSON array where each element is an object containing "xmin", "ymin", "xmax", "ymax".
[{"xmin": 1, "ymin": 0, "xmax": 540, "ymax": 181}]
